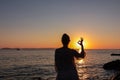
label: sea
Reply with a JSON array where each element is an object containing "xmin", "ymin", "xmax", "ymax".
[{"xmin": 0, "ymin": 49, "xmax": 120, "ymax": 80}]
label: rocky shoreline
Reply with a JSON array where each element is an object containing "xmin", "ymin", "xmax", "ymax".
[{"xmin": 103, "ymin": 60, "xmax": 120, "ymax": 80}]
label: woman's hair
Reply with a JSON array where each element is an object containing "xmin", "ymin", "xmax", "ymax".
[{"xmin": 61, "ymin": 33, "xmax": 70, "ymax": 45}]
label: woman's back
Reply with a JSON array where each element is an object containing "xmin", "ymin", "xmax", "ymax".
[
  {"xmin": 55, "ymin": 47, "xmax": 76, "ymax": 71},
  {"xmin": 55, "ymin": 47, "xmax": 79, "ymax": 80}
]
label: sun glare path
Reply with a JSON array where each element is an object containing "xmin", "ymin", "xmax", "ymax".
[{"xmin": 78, "ymin": 59, "xmax": 84, "ymax": 64}]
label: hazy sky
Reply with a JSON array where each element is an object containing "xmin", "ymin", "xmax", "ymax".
[{"xmin": 0, "ymin": 0, "xmax": 120, "ymax": 49}]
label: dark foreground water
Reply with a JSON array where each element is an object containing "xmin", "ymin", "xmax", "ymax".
[{"xmin": 0, "ymin": 49, "xmax": 120, "ymax": 80}]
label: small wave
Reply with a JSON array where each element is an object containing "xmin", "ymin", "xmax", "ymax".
[{"xmin": 0, "ymin": 65, "xmax": 56, "ymax": 80}]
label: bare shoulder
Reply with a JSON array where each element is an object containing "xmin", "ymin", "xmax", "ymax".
[
  {"xmin": 55, "ymin": 47, "xmax": 62, "ymax": 51},
  {"xmin": 69, "ymin": 48, "xmax": 77, "ymax": 52},
  {"xmin": 55, "ymin": 47, "xmax": 63, "ymax": 53},
  {"xmin": 55, "ymin": 47, "xmax": 77, "ymax": 53}
]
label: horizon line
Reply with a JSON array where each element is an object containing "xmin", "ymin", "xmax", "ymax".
[{"xmin": 0, "ymin": 47, "xmax": 120, "ymax": 50}]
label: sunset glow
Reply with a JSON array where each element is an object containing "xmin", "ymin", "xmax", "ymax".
[
  {"xmin": 0, "ymin": 0, "xmax": 120, "ymax": 49},
  {"xmin": 69, "ymin": 38, "xmax": 87, "ymax": 49}
]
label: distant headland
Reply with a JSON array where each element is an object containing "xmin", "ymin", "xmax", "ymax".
[{"xmin": 0, "ymin": 48, "xmax": 55, "ymax": 50}]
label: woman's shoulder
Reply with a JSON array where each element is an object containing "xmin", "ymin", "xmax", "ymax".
[
  {"xmin": 55, "ymin": 47, "xmax": 77, "ymax": 53},
  {"xmin": 55, "ymin": 47, "xmax": 62, "ymax": 51},
  {"xmin": 55, "ymin": 47, "xmax": 64, "ymax": 53},
  {"xmin": 69, "ymin": 48, "xmax": 77, "ymax": 52}
]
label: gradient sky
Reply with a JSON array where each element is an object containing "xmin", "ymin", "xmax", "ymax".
[{"xmin": 0, "ymin": 0, "xmax": 120, "ymax": 49}]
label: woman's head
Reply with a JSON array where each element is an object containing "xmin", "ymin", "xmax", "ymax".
[{"xmin": 61, "ymin": 33, "xmax": 70, "ymax": 46}]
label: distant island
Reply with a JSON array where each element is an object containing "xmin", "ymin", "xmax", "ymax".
[
  {"xmin": 0, "ymin": 48, "xmax": 55, "ymax": 50},
  {"xmin": 1, "ymin": 48, "xmax": 21, "ymax": 51}
]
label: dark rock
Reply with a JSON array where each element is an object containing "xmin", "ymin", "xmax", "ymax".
[
  {"xmin": 111, "ymin": 54, "xmax": 120, "ymax": 56},
  {"xmin": 103, "ymin": 60, "xmax": 120, "ymax": 70},
  {"xmin": 111, "ymin": 73, "xmax": 120, "ymax": 80}
]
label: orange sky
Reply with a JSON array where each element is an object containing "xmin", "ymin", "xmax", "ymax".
[
  {"xmin": 0, "ymin": 33, "xmax": 120, "ymax": 49},
  {"xmin": 0, "ymin": 1, "xmax": 120, "ymax": 49}
]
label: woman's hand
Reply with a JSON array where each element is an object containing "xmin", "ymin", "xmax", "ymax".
[{"xmin": 77, "ymin": 37, "xmax": 83, "ymax": 46}]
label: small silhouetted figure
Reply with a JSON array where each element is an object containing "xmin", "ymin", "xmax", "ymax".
[{"xmin": 55, "ymin": 33, "xmax": 86, "ymax": 80}]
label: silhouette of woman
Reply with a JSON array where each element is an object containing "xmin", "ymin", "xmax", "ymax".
[{"xmin": 55, "ymin": 33, "xmax": 86, "ymax": 80}]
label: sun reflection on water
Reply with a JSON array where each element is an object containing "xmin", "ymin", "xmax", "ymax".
[
  {"xmin": 75, "ymin": 58, "xmax": 89, "ymax": 80},
  {"xmin": 78, "ymin": 59, "xmax": 84, "ymax": 64}
]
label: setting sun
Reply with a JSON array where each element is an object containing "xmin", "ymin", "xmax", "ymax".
[{"xmin": 69, "ymin": 37, "xmax": 88, "ymax": 50}]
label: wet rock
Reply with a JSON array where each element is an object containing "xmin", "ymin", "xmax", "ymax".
[
  {"xmin": 103, "ymin": 60, "xmax": 120, "ymax": 70},
  {"xmin": 111, "ymin": 73, "xmax": 120, "ymax": 80}
]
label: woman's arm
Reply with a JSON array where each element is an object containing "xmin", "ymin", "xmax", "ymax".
[
  {"xmin": 54, "ymin": 49, "xmax": 58, "ymax": 72},
  {"xmin": 80, "ymin": 42, "xmax": 86, "ymax": 58},
  {"xmin": 55, "ymin": 65, "xmax": 58, "ymax": 72},
  {"xmin": 77, "ymin": 38, "xmax": 86, "ymax": 58}
]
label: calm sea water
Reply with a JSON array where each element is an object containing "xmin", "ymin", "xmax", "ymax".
[{"xmin": 0, "ymin": 49, "xmax": 120, "ymax": 80}]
